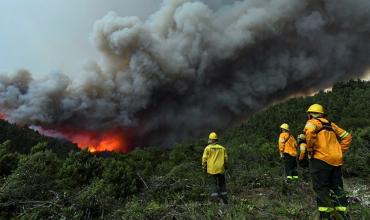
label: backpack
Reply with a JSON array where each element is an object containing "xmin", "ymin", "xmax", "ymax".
[{"xmin": 314, "ymin": 118, "xmax": 335, "ymax": 134}]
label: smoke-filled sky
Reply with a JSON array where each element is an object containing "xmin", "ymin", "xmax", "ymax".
[
  {"xmin": 0, "ymin": 0, "xmax": 163, "ymax": 74},
  {"xmin": 0, "ymin": 0, "xmax": 236, "ymax": 75},
  {"xmin": 1, "ymin": 0, "xmax": 370, "ymax": 148}
]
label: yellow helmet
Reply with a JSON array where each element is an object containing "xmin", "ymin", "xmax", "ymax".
[
  {"xmin": 280, "ymin": 123, "xmax": 289, "ymax": 131},
  {"xmin": 208, "ymin": 132, "xmax": 218, "ymax": 140},
  {"xmin": 307, "ymin": 104, "xmax": 325, "ymax": 114},
  {"xmin": 298, "ymin": 134, "xmax": 306, "ymax": 140}
]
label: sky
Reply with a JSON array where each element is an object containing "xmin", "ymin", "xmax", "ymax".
[
  {"xmin": 0, "ymin": 0, "xmax": 162, "ymax": 75},
  {"xmin": 0, "ymin": 0, "xmax": 369, "ymax": 79}
]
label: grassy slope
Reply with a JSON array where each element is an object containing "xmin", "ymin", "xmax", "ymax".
[
  {"xmin": 120, "ymin": 80, "xmax": 370, "ymax": 219},
  {"xmin": 0, "ymin": 80, "xmax": 369, "ymax": 219}
]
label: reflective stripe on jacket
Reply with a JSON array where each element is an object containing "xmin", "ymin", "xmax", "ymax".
[
  {"xmin": 202, "ymin": 144, "xmax": 228, "ymax": 174},
  {"xmin": 278, "ymin": 132, "xmax": 297, "ymax": 157},
  {"xmin": 304, "ymin": 117, "xmax": 352, "ymax": 166}
]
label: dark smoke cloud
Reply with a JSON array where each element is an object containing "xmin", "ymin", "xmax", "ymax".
[{"xmin": 1, "ymin": 0, "xmax": 370, "ymax": 147}]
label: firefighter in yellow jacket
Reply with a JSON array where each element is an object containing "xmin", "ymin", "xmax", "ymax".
[
  {"xmin": 202, "ymin": 132, "xmax": 228, "ymax": 204},
  {"xmin": 304, "ymin": 104, "xmax": 352, "ymax": 219},
  {"xmin": 278, "ymin": 123, "xmax": 298, "ymax": 182}
]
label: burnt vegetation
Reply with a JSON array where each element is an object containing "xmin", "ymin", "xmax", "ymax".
[{"xmin": 0, "ymin": 80, "xmax": 369, "ymax": 219}]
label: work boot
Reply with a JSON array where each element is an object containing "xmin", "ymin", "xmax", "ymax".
[
  {"xmin": 319, "ymin": 212, "xmax": 332, "ymax": 220},
  {"xmin": 286, "ymin": 176, "xmax": 294, "ymax": 184},
  {"xmin": 337, "ymin": 212, "xmax": 350, "ymax": 220},
  {"xmin": 218, "ymin": 195, "xmax": 228, "ymax": 204},
  {"xmin": 221, "ymin": 196, "xmax": 228, "ymax": 204}
]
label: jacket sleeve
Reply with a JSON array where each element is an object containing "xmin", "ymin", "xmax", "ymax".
[
  {"xmin": 304, "ymin": 120, "xmax": 317, "ymax": 151},
  {"xmin": 202, "ymin": 147, "xmax": 209, "ymax": 169},
  {"xmin": 298, "ymin": 143, "xmax": 306, "ymax": 160},
  {"xmin": 332, "ymin": 123, "xmax": 352, "ymax": 154},
  {"xmin": 278, "ymin": 133, "xmax": 286, "ymax": 153}
]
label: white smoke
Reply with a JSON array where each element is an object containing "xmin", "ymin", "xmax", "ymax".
[{"xmin": 1, "ymin": 0, "xmax": 370, "ymax": 146}]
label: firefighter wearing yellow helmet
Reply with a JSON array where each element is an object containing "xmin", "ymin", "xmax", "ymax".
[
  {"xmin": 304, "ymin": 104, "xmax": 352, "ymax": 219},
  {"xmin": 278, "ymin": 123, "xmax": 298, "ymax": 182},
  {"xmin": 202, "ymin": 132, "xmax": 228, "ymax": 204}
]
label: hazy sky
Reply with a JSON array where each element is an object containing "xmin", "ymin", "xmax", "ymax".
[
  {"xmin": 1, "ymin": 0, "xmax": 369, "ymax": 79},
  {"xmin": 0, "ymin": 0, "xmax": 162, "ymax": 75}
]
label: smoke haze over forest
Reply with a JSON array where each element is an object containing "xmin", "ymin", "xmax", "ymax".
[{"xmin": 0, "ymin": 0, "xmax": 369, "ymax": 147}]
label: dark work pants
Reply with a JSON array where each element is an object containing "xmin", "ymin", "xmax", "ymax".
[
  {"xmin": 310, "ymin": 159, "xmax": 348, "ymax": 218},
  {"xmin": 284, "ymin": 153, "xmax": 298, "ymax": 179},
  {"xmin": 209, "ymin": 174, "xmax": 228, "ymax": 204}
]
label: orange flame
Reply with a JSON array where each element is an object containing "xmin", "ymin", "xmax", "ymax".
[
  {"xmin": 58, "ymin": 127, "xmax": 132, "ymax": 153},
  {"xmin": 0, "ymin": 111, "xmax": 132, "ymax": 153},
  {"xmin": 0, "ymin": 112, "xmax": 6, "ymax": 120}
]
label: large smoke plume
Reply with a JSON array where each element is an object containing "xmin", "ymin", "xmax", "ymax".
[{"xmin": 1, "ymin": 0, "xmax": 370, "ymax": 147}]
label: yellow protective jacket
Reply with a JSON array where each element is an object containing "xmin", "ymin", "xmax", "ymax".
[
  {"xmin": 304, "ymin": 117, "xmax": 352, "ymax": 166},
  {"xmin": 202, "ymin": 143, "xmax": 228, "ymax": 175},
  {"xmin": 298, "ymin": 142, "xmax": 307, "ymax": 161},
  {"xmin": 278, "ymin": 132, "xmax": 297, "ymax": 157}
]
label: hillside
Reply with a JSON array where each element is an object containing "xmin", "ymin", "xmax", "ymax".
[
  {"xmin": 0, "ymin": 120, "xmax": 78, "ymax": 157},
  {"xmin": 0, "ymin": 80, "xmax": 369, "ymax": 219}
]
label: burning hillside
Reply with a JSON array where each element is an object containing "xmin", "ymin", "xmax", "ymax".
[
  {"xmin": 0, "ymin": 0, "xmax": 370, "ymax": 150},
  {"xmin": 55, "ymin": 127, "xmax": 132, "ymax": 153}
]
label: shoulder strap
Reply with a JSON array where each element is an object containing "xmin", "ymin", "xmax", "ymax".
[
  {"xmin": 314, "ymin": 118, "xmax": 334, "ymax": 134},
  {"xmin": 284, "ymin": 134, "xmax": 291, "ymax": 144}
]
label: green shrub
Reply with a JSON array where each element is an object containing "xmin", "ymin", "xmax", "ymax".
[
  {"xmin": 0, "ymin": 140, "xmax": 19, "ymax": 177},
  {"xmin": 102, "ymin": 158, "xmax": 142, "ymax": 198},
  {"xmin": 344, "ymin": 127, "xmax": 370, "ymax": 177},
  {"xmin": 2, "ymin": 148, "xmax": 60, "ymax": 201},
  {"xmin": 58, "ymin": 149, "xmax": 102, "ymax": 190},
  {"xmin": 73, "ymin": 179, "xmax": 116, "ymax": 219}
]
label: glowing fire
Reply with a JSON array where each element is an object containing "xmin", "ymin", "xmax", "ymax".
[
  {"xmin": 62, "ymin": 127, "xmax": 131, "ymax": 153},
  {"xmin": 0, "ymin": 111, "xmax": 132, "ymax": 153}
]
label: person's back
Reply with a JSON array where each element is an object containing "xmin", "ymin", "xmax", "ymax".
[
  {"xmin": 279, "ymin": 131, "xmax": 297, "ymax": 157},
  {"xmin": 305, "ymin": 117, "xmax": 351, "ymax": 166},
  {"xmin": 202, "ymin": 132, "xmax": 228, "ymax": 204},
  {"xmin": 304, "ymin": 104, "xmax": 352, "ymax": 219},
  {"xmin": 203, "ymin": 143, "xmax": 227, "ymax": 174},
  {"xmin": 278, "ymin": 123, "xmax": 298, "ymax": 181}
]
